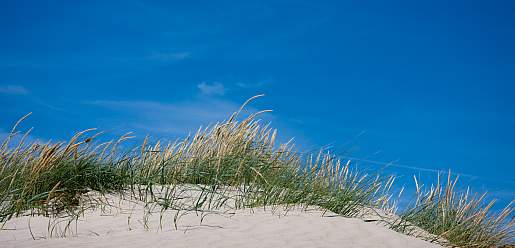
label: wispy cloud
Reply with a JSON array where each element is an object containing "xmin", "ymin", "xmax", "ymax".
[
  {"xmin": 236, "ymin": 82, "xmax": 263, "ymax": 88},
  {"xmin": 197, "ymin": 82, "xmax": 226, "ymax": 96},
  {"xmin": 236, "ymin": 79, "xmax": 272, "ymax": 89},
  {"xmin": 0, "ymin": 84, "xmax": 68, "ymax": 113},
  {"xmin": 84, "ymin": 98, "xmax": 250, "ymax": 136},
  {"xmin": 111, "ymin": 52, "xmax": 191, "ymax": 64},
  {"xmin": 147, "ymin": 52, "xmax": 191, "ymax": 62},
  {"xmin": 0, "ymin": 85, "xmax": 29, "ymax": 95}
]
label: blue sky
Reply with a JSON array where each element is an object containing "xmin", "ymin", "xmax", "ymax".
[{"xmin": 1, "ymin": 0, "xmax": 514, "ymax": 206}]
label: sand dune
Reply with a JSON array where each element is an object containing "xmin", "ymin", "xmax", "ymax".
[{"xmin": 0, "ymin": 192, "xmax": 441, "ymax": 248}]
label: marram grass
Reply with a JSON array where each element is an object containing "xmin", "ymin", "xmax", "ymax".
[
  {"xmin": 391, "ymin": 173, "xmax": 514, "ymax": 247},
  {"xmin": 0, "ymin": 95, "xmax": 513, "ymax": 247}
]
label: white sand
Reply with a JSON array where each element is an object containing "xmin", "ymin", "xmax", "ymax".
[{"xmin": 0, "ymin": 192, "xmax": 442, "ymax": 248}]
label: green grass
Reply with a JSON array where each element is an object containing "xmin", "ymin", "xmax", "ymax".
[
  {"xmin": 391, "ymin": 173, "xmax": 514, "ymax": 247},
  {"xmin": 0, "ymin": 95, "xmax": 513, "ymax": 247}
]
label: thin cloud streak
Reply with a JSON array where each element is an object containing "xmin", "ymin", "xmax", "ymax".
[
  {"xmin": 236, "ymin": 81, "xmax": 268, "ymax": 89},
  {"xmin": 83, "ymin": 98, "xmax": 254, "ymax": 136},
  {"xmin": 147, "ymin": 52, "xmax": 191, "ymax": 62},
  {"xmin": 197, "ymin": 82, "xmax": 226, "ymax": 96},
  {"xmin": 337, "ymin": 155, "xmax": 515, "ymax": 185},
  {"xmin": 0, "ymin": 85, "xmax": 29, "ymax": 95}
]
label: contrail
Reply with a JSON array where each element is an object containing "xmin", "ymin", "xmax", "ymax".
[{"xmin": 337, "ymin": 155, "xmax": 515, "ymax": 185}]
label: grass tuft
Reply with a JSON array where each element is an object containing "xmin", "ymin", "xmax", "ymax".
[{"xmin": 391, "ymin": 172, "xmax": 514, "ymax": 247}]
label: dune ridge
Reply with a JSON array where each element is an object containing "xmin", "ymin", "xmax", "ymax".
[{"xmin": 0, "ymin": 191, "xmax": 442, "ymax": 248}]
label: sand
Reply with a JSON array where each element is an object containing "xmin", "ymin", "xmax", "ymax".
[{"xmin": 0, "ymin": 191, "xmax": 442, "ymax": 248}]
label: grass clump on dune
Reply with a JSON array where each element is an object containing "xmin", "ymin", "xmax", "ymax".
[
  {"xmin": 0, "ymin": 95, "xmax": 513, "ymax": 247},
  {"xmin": 392, "ymin": 173, "xmax": 514, "ymax": 247},
  {"xmin": 0, "ymin": 96, "xmax": 393, "ymax": 221}
]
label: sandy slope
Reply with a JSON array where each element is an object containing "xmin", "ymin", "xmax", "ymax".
[{"xmin": 0, "ymin": 192, "xmax": 441, "ymax": 248}]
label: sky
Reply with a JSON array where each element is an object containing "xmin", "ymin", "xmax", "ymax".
[{"xmin": 1, "ymin": 0, "xmax": 514, "ymax": 206}]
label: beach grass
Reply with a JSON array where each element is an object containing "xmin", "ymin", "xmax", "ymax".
[
  {"xmin": 391, "ymin": 173, "xmax": 514, "ymax": 247},
  {"xmin": 0, "ymin": 95, "xmax": 513, "ymax": 247}
]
